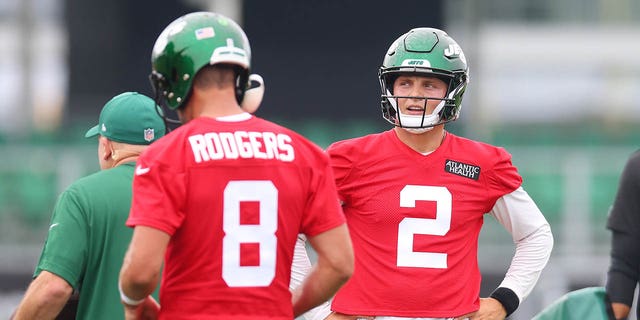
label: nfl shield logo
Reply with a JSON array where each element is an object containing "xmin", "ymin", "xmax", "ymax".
[{"xmin": 144, "ymin": 128, "xmax": 155, "ymax": 142}]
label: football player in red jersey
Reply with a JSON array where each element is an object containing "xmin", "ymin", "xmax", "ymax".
[
  {"xmin": 324, "ymin": 28, "xmax": 553, "ymax": 320},
  {"xmin": 118, "ymin": 12, "xmax": 353, "ymax": 320}
]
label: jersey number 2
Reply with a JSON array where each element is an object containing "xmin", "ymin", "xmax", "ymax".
[
  {"xmin": 222, "ymin": 180, "xmax": 278, "ymax": 287},
  {"xmin": 397, "ymin": 185, "xmax": 452, "ymax": 269}
]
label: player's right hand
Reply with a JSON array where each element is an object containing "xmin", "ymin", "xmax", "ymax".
[
  {"xmin": 454, "ymin": 297, "xmax": 505, "ymax": 320},
  {"xmin": 124, "ymin": 296, "xmax": 160, "ymax": 320}
]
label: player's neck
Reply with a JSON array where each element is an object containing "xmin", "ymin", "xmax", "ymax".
[
  {"xmin": 113, "ymin": 155, "xmax": 139, "ymax": 167},
  {"xmin": 188, "ymin": 87, "xmax": 244, "ymax": 119},
  {"xmin": 103, "ymin": 153, "xmax": 139, "ymax": 170},
  {"xmin": 394, "ymin": 126, "xmax": 446, "ymax": 154}
]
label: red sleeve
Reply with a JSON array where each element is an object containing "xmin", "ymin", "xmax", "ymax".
[
  {"xmin": 326, "ymin": 140, "xmax": 358, "ymax": 204},
  {"xmin": 487, "ymin": 147, "xmax": 522, "ymax": 197},
  {"xmin": 299, "ymin": 150, "xmax": 346, "ymax": 237},
  {"xmin": 127, "ymin": 148, "xmax": 187, "ymax": 236}
]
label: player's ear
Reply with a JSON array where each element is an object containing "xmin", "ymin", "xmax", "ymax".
[{"xmin": 99, "ymin": 136, "xmax": 112, "ymax": 161}]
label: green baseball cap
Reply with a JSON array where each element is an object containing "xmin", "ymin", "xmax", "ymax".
[{"xmin": 85, "ymin": 92, "xmax": 166, "ymax": 145}]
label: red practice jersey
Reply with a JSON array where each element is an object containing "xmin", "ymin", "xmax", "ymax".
[
  {"xmin": 128, "ymin": 115, "xmax": 345, "ymax": 320},
  {"xmin": 327, "ymin": 129, "xmax": 522, "ymax": 318}
]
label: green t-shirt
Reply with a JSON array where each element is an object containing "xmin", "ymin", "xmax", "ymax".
[
  {"xmin": 532, "ymin": 287, "xmax": 615, "ymax": 320},
  {"xmin": 35, "ymin": 161, "xmax": 158, "ymax": 319}
]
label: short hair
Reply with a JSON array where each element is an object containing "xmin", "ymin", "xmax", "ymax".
[{"xmin": 193, "ymin": 64, "xmax": 238, "ymax": 90}]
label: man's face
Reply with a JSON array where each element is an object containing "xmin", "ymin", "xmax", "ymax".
[{"xmin": 392, "ymin": 75, "xmax": 448, "ymax": 116}]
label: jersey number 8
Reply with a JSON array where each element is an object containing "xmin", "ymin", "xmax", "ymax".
[{"xmin": 222, "ymin": 180, "xmax": 278, "ymax": 287}]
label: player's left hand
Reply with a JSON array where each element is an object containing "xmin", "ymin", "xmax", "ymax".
[{"xmin": 454, "ymin": 297, "xmax": 507, "ymax": 320}]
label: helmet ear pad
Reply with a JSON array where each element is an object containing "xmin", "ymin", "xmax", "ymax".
[
  {"xmin": 379, "ymin": 71, "xmax": 398, "ymax": 125},
  {"xmin": 440, "ymin": 72, "xmax": 468, "ymax": 122},
  {"xmin": 241, "ymin": 74, "xmax": 265, "ymax": 114},
  {"xmin": 380, "ymin": 97, "xmax": 396, "ymax": 124},
  {"xmin": 234, "ymin": 66, "xmax": 249, "ymax": 105},
  {"xmin": 439, "ymin": 103, "xmax": 458, "ymax": 122}
]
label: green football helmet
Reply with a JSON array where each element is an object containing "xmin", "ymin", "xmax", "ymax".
[
  {"xmin": 150, "ymin": 12, "xmax": 252, "ymax": 110},
  {"xmin": 379, "ymin": 28, "xmax": 469, "ymax": 130}
]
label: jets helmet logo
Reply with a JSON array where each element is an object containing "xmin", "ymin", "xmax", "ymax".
[{"xmin": 444, "ymin": 43, "xmax": 467, "ymax": 64}]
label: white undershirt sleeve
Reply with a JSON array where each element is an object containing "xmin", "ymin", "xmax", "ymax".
[
  {"xmin": 290, "ymin": 234, "xmax": 332, "ymax": 320},
  {"xmin": 489, "ymin": 186, "xmax": 554, "ymax": 302}
]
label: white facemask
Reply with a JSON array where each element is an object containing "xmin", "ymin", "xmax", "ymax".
[{"xmin": 394, "ymin": 100, "xmax": 446, "ymax": 134}]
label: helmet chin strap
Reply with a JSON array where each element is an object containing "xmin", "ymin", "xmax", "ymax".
[{"xmin": 402, "ymin": 126, "xmax": 434, "ymax": 134}]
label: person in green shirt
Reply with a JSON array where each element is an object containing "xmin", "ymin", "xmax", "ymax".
[{"xmin": 12, "ymin": 92, "xmax": 166, "ymax": 320}]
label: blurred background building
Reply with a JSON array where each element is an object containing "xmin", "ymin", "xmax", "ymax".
[{"xmin": 1, "ymin": 0, "xmax": 639, "ymax": 318}]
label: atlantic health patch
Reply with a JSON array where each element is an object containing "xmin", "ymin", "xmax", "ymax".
[{"xmin": 444, "ymin": 159, "xmax": 480, "ymax": 180}]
